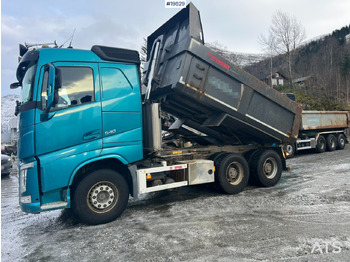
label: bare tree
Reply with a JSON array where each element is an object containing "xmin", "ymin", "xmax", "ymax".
[
  {"xmin": 262, "ymin": 10, "xmax": 306, "ymax": 81},
  {"xmin": 258, "ymin": 33, "xmax": 277, "ymax": 87}
]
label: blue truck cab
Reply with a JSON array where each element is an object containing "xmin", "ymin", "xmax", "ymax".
[{"xmin": 14, "ymin": 45, "xmax": 143, "ymax": 224}]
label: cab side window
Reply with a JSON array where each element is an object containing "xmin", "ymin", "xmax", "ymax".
[
  {"xmin": 101, "ymin": 67, "xmax": 133, "ymax": 100},
  {"xmin": 41, "ymin": 66, "xmax": 94, "ymax": 111}
]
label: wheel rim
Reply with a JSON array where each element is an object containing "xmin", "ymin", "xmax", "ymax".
[
  {"xmin": 319, "ymin": 139, "xmax": 325, "ymax": 149},
  {"xmin": 286, "ymin": 144, "xmax": 293, "ymax": 155},
  {"xmin": 331, "ymin": 137, "xmax": 336, "ymax": 148},
  {"xmin": 226, "ymin": 162, "xmax": 244, "ymax": 185},
  {"xmin": 87, "ymin": 181, "xmax": 118, "ymax": 213},
  {"xmin": 339, "ymin": 137, "xmax": 345, "ymax": 146},
  {"xmin": 263, "ymin": 157, "xmax": 278, "ymax": 179}
]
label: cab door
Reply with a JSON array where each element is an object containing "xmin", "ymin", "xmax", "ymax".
[
  {"xmin": 35, "ymin": 62, "xmax": 102, "ymax": 157},
  {"xmin": 99, "ymin": 63, "xmax": 143, "ymax": 162}
]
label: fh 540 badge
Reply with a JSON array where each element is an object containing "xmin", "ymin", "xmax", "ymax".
[{"xmin": 105, "ymin": 129, "xmax": 117, "ymax": 136}]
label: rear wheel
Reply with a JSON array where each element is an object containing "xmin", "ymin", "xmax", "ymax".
[
  {"xmin": 326, "ymin": 134, "xmax": 337, "ymax": 151},
  {"xmin": 250, "ymin": 150, "xmax": 282, "ymax": 187},
  {"xmin": 214, "ymin": 153, "xmax": 249, "ymax": 194},
  {"xmin": 315, "ymin": 135, "xmax": 326, "ymax": 153},
  {"xmin": 336, "ymin": 134, "xmax": 346, "ymax": 150},
  {"xmin": 72, "ymin": 169, "xmax": 129, "ymax": 225}
]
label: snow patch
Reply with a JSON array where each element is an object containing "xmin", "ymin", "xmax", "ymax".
[{"xmin": 1, "ymin": 94, "xmax": 19, "ymax": 133}]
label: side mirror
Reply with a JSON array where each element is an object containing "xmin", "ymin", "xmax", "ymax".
[
  {"xmin": 46, "ymin": 64, "xmax": 56, "ymax": 112},
  {"xmin": 45, "ymin": 64, "xmax": 61, "ymax": 113},
  {"xmin": 41, "ymin": 64, "xmax": 61, "ymax": 121},
  {"xmin": 10, "ymin": 82, "xmax": 20, "ymax": 89}
]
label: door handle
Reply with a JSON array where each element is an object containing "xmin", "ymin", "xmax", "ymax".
[{"xmin": 83, "ymin": 130, "xmax": 100, "ymax": 140}]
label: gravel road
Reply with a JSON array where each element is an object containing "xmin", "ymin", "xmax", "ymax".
[{"xmin": 2, "ymin": 147, "xmax": 350, "ymax": 261}]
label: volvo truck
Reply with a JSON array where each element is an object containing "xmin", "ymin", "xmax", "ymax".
[{"xmin": 12, "ymin": 3, "xmax": 302, "ymax": 224}]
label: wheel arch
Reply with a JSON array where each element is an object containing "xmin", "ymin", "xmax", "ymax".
[{"xmin": 69, "ymin": 155, "xmax": 133, "ymax": 197}]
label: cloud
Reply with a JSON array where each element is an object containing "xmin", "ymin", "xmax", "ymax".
[{"xmin": 1, "ymin": 10, "xmax": 143, "ymax": 96}]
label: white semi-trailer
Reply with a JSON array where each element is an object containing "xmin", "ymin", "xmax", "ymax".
[{"xmin": 284, "ymin": 111, "xmax": 349, "ymax": 157}]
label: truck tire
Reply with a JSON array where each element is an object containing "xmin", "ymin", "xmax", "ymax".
[
  {"xmin": 214, "ymin": 153, "xmax": 249, "ymax": 194},
  {"xmin": 283, "ymin": 143, "xmax": 295, "ymax": 159},
  {"xmin": 315, "ymin": 135, "xmax": 326, "ymax": 153},
  {"xmin": 326, "ymin": 134, "xmax": 337, "ymax": 151},
  {"xmin": 336, "ymin": 134, "xmax": 346, "ymax": 150},
  {"xmin": 250, "ymin": 150, "xmax": 282, "ymax": 187},
  {"xmin": 72, "ymin": 169, "xmax": 129, "ymax": 225}
]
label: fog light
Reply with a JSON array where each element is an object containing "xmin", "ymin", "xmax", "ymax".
[{"xmin": 21, "ymin": 195, "xmax": 32, "ymax": 204}]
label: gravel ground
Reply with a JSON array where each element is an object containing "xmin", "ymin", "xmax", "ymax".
[{"xmin": 2, "ymin": 147, "xmax": 350, "ymax": 262}]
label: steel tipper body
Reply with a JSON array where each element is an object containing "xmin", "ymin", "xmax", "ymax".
[
  {"xmin": 284, "ymin": 111, "xmax": 350, "ymax": 157},
  {"xmin": 14, "ymin": 3, "xmax": 302, "ymax": 225},
  {"xmin": 300, "ymin": 111, "xmax": 350, "ymax": 131},
  {"xmin": 143, "ymin": 3, "xmax": 301, "ymax": 147}
]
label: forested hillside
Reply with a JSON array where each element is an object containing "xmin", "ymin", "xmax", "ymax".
[{"xmin": 244, "ymin": 25, "xmax": 350, "ymax": 110}]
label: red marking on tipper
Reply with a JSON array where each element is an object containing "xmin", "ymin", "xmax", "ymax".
[{"xmin": 208, "ymin": 53, "xmax": 230, "ymax": 70}]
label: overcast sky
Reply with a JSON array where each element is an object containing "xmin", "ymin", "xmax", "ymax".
[{"xmin": 2, "ymin": 0, "xmax": 350, "ymax": 96}]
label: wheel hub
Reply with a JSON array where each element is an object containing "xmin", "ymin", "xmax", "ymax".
[
  {"xmin": 88, "ymin": 182, "xmax": 117, "ymax": 212},
  {"xmin": 226, "ymin": 162, "xmax": 243, "ymax": 185},
  {"xmin": 264, "ymin": 163, "xmax": 272, "ymax": 173},
  {"xmin": 263, "ymin": 158, "xmax": 277, "ymax": 179},
  {"xmin": 286, "ymin": 145, "xmax": 293, "ymax": 154}
]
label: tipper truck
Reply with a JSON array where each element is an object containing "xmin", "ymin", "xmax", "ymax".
[
  {"xmin": 284, "ymin": 110, "xmax": 350, "ymax": 157},
  {"xmin": 12, "ymin": 3, "xmax": 302, "ymax": 224}
]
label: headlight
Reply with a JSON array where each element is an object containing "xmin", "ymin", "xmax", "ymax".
[{"xmin": 20, "ymin": 169, "xmax": 28, "ymax": 194}]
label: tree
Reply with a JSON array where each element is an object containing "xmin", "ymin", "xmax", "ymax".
[
  {"xmin": 340, "ymin": 53, "xmax": 350, "ymax": 104},
  {"xmin": 258, "ymin": 33, "xmax": 277, "ymax": 87},
  {"xmin": 261, "ymin": 10, "xmax": 306, "ymax": 81}
]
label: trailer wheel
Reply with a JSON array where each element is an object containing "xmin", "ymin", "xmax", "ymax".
[
  {"xmin": 315, "ymin": 135, "xmax": 326, "ymax": 153},
  {"xmin": 283, "ymin": 143, "xmax": 295, "ymax": 159},
  {"xmin": 336, "ymin": 134, "xmax": 346, "ymax": 150},
  {"xmin": 251, "ymin": 150, "xmax": 282, "ymax": 187},
  {"xmin": 72, "ymin": 169, "xmax": 129, "ymax": 225},
  {"xmin": 326, "ymin": 134, "xmax": 337, "ymax": 151},
  {"xmin": 214, "ymin": 153, "xmax": 249, "ymax": 194}
]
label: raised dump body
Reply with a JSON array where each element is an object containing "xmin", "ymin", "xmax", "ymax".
[
  {"xmin": 143, "ymin": 3, "xmax": 301, "ymax": 146},
  {"xmin": 301, "ymin": 111, "xmax": 350, "ymax": 131}
]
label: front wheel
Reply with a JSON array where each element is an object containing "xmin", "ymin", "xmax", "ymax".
[
  {"xmin": 72, "ymin": 169, "xmax": 129, "ymax": 225},
  {"xmin": 250, "ymin": 150, "xmax": 282, "ymax": 187}
]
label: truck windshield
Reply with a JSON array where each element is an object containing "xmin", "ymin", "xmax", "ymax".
[{"xmin": 20, "ymin": 64, "xmax": 37, "ymax": 103}]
